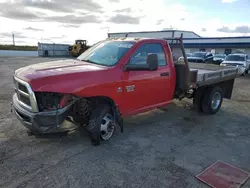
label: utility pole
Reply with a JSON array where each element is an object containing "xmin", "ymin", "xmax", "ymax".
[{"xmin": 12, "ymin": 34, "xmax": 15, "ymax": 46}]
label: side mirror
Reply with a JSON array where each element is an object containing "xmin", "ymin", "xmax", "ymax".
[
  {"xmin": 147, "ymin": 53, "xmax": 158, "ymax": 71},
  {"xmin": 123, "ymin": 54, "xmax": 158, "ymax": 71}
]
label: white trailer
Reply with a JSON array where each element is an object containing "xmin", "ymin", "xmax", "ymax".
[{"xmin": 38, "ymin": 42, "xmax": 70, "ymax": 57}]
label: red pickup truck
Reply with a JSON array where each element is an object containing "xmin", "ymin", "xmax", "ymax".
[{"xmin": 12, "ymin": 36, "xmax": 238, "ymax": 145}]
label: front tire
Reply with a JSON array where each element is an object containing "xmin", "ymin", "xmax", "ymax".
[
  {"xmin": 201, "ymin": 86, "xmax": 223, "ymax": 114},
  {"xmin": 86, "ymin": 105, "xmax": 115, "ymax": 146}
]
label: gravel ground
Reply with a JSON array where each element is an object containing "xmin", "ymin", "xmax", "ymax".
[{"xmin": 0, "ymin": 57, "xmax": 250, "ymax": 188}]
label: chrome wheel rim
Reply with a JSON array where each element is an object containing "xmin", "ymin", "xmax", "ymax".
[
  {"xmin": 100, "ymin": 113, "xmax": 115, "ymax": 140},
  {"xmin": 211, "ymin": 92, "xmax": 221, "ymax": 110}
]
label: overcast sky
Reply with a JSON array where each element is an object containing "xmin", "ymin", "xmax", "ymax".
[{"xmin": 0, "ymin": 0, "xmax": 250, "ymax": 45}]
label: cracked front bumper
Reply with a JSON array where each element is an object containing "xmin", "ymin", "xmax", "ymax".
[{"xmin": 12, "ymin": 93, "xmax": 73, "ymax": 133}]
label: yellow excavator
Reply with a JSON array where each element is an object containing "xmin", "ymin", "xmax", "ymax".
[{"xmin": 69, "ymin": 40, "xmax": 90, "ymax": 57}]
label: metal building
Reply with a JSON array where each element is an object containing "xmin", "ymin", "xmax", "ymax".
[
  {"xmin": 38, "ymin": 42, "xmax": 70, "ymax": 57},
  {"xmin": 107, "ymin": 30, "xmax": 250, "ymax": 55},
  {"xmin": 181, "ymin": 37, "xmax": 250, "ymax": 55}
]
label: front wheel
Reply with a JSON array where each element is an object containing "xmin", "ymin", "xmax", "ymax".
[
  {"xmin": 85, "ymin": 105, "xmax": 116, "ymax": 146},
  {"xmin": 100, "ymin": 113, "xmax": 116, "ymax": 141},
  {"xmin": 201, "ymin": 86, "xmax": 223, "ymax": 114}
]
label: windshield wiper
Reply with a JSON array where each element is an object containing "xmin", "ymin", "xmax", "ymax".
[
  {"xmin": 81, "ymin": 59, "xmax": 98, "ymax": 64},
  {"xmin": 80, "ymin": 59, "xmax": 110, "ymax": 67}
]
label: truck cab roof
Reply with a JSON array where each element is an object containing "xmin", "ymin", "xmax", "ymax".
[{"xmin": 106, "ymin": 37, "xmax": 165, "ymax": 43}]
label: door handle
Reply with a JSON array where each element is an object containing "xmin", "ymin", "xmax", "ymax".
[{"xmin": 160, "ymin": 72, "xmax": 170, "ymax": 76}]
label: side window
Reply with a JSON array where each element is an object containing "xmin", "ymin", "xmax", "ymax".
[{"xmin": 129, "ymin": 43, "xmax": 167, "ymax": 66}]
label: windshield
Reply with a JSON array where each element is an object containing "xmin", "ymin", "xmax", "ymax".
[
  {"xmin": 225, "ymin": 55, "xmax": 245, "ymax": 61},
  {"xmin": 214, "ymin": 54, "xmax": 225, "ymax": 58},
  {"xmin": 77, "ymin": 41, "xmax": 135, "ymax": 66},
  {"xmin": 192, "ymin": 52, "xmax": 206, "ymax": 58}
]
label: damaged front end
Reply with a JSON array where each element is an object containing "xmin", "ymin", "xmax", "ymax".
[
  {"xmin": 33, "ymin": 92, "xmax": 79, "ymax": 131},
  {"xmin": 12, "ymin": 78, "xmax": 78, "ymax": 134}
]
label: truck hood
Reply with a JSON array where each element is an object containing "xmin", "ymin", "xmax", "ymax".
[{"xmin": 15, "ymin": 59, "xmax": 109, "ymax": 81}]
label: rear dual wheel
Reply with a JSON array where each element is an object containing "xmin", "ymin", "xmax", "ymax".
[{"xmin": 194, "ymin": 86, "xmax": 223, "ymax": 114}]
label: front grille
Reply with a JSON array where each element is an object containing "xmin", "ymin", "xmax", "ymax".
[
  {"xmin": 15, "ymin": 81, "xmax": 30, "ymax": 108},
  {"xmin": 18, "ymin": 94, "xmax": 31, "ymax": 106},
  {"xmin": 13, "ymin": 76, "xmax": 39, "ymax": 112},
  {"xmin": 18, "ymin": 83, "xmax": 28, "ymax": 93}
]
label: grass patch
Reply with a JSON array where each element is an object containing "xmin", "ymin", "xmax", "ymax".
[{"xmin": 0, "ymin": 45, "xmax": 37, "ymax": 51}]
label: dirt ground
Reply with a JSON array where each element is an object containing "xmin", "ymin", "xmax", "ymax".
[{"xmin": 0, "ymin": 56, "xmax": 250, "ymax": 188}]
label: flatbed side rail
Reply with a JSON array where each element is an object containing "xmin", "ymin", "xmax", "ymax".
[
  {"xmin": 203, "ymin": 68, "xmax": 238, "ymax": 81},
  {"xmin": 195, "ymin": 67, "xmax": 238, "ymax": 86}
]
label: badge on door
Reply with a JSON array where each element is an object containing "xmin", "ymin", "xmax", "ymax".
[{"xmin": 126, "ymin": 85, "xmax": 135, "ymax": 92}]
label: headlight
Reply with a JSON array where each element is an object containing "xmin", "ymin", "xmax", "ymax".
[{"xmin": 220, "ymin": 63, "xmax": 226, "ymax": 66}]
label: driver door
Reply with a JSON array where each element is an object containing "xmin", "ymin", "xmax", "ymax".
[{"xmin": 121, "ymin": 42, "xmax": 171, "ymax": 115}]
